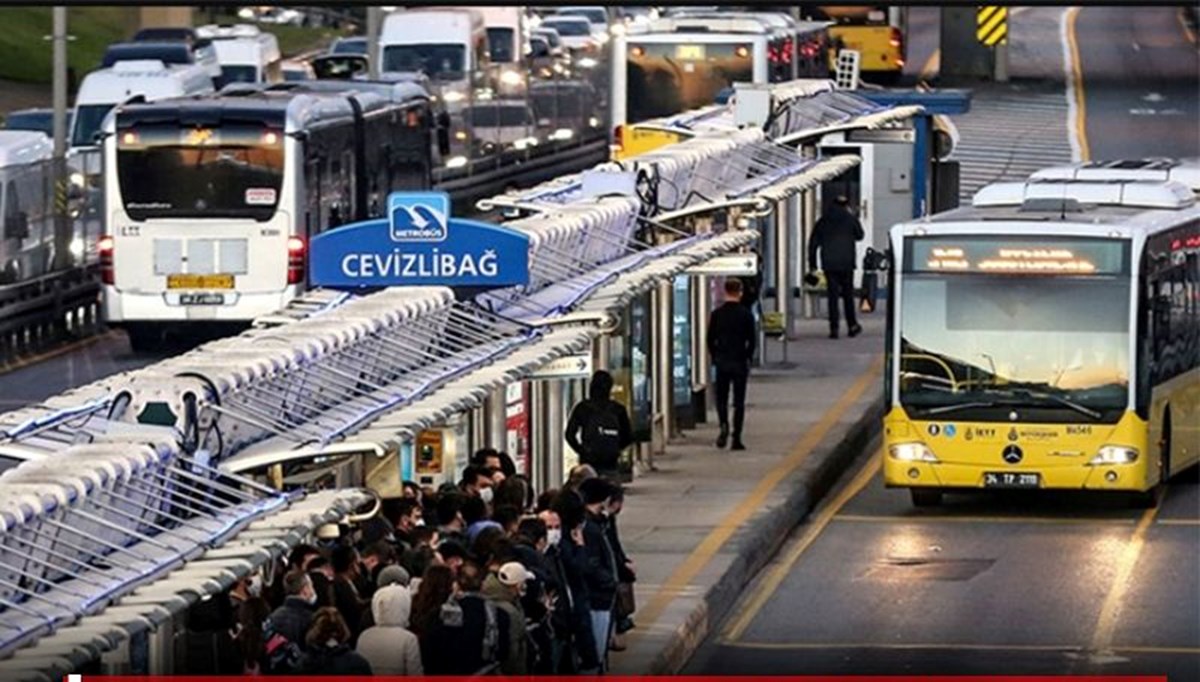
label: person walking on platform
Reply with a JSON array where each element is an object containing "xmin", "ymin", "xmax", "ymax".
[
  {"xmin": 809, "ymin": 195, "xmax": 865, "ymax": 339},
  {"xmin": 565, "ymin": 370, "xmax": 634, "ymax": 480},
  {"xmin": 707, "ymin": 279, "xmax": 757, "ymax": 451}
]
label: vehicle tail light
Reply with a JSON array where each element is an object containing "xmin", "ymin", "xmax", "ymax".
[
  {"xmin": 287, "ymin": 236, "xmax": 306, "ymax": 285},
  {"xmin": 613, "ymin": 125, "xmax": 624, "ymax": 153},
  {"xmin": 99, "ymin": 235, "xmax": 114, "ymax": 285},
  {"xmin": 890, "ymin": 27, "xmax": 903, "ymax": 49}
]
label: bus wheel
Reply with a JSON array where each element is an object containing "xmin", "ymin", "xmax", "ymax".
[{"xmin": 910, "ymin": 489, "xmax": 942, "ymax": 507}]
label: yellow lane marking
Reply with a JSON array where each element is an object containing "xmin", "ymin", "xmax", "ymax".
[
  {"xmin": 1090, "ymin": 490, "xmax": 1166, "ymax": 653},
  {"xmin": 723, "ymin": 452, "xmax": 881, "ymax": 642},
  {"xmin": 1064, "ymin": 6, "xmax": 1091, "ymax": 161},
  {"xmin": 833, "ymin": 513, "xmax": 1136, "ymax": 526},
  {"xmin": 722, "ymin": 641, "xmax": 1200, "ymax": 655},
  {"xmin": 1179, "ymin": 8, "xmax": 1198, "ymax": 44},
  {"xmin": 631, "ymin": 354, "xmax": 884, "ymax": 640},
  {"xmin": 0, "ymin": 330, "xmax": 119, "ymax": 376}
]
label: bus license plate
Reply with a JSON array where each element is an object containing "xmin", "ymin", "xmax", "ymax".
[
  {"xmin": 983, "ymin": 472, "xmax": 1041, "ymax": 489},
  {"xmin": 167, "ymin": 273, "xmax": 234, "ymax": 290},
  {"xmin": 179, "ymin": 293, "xmax": 225, "ymax": 305}
]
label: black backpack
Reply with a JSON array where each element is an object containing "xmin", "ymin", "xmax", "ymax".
[{"xmin": 582, "ymin": 404, "xmax": 622, "ymax": 470}]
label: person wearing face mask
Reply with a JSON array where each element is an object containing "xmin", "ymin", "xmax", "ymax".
[
  {"xmin": 512, "ymin": 516, "xmax": 558, "ymax": 673},
  {"xmin": 459, "ymin": 465, "xmax": 496, "ymax": 502},
  {"xmin": 264, "ymin": 572, "xmax": 319, "ymax": 673},
  {"xmin": 577, "ymin": 478, "xmax": 618, "ymax": 671},
  {"xmin": 392, "ymin": 498, "xmax": 424, "ymax": 550}
]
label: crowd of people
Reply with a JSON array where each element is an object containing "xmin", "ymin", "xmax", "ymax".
[{"xmin": 213, "ymin": 449, "xmax": 636, "ymax": 676}]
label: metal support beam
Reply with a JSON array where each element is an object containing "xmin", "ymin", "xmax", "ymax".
[
  {"xmin": 650, "ymin": 279, "xmax": 674, "ymax": 453},
  {"xmin": 800, "ymin": 188, "xmax": 818, "ymax": 319},
  {"xmin": 545, "ymin": 380, "xmax": 565, "ymax": 486},
  {"xmin": 690, "ymin": 273, "xmax": 711, "ymax": 423},
  {"xmin": 51, "ymin": 7, "xmax": 71, "ymax": 271},
  {"xmin": 487, "ymin": 387, "xmax": 507, "ymax": 451},
  {"xmin": 771, "ymin": 199, "xmax": 791, "ymax": 362}
]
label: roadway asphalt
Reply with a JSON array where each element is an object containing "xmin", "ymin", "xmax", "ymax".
[
  {"xmin": 684, "ymin": 445, "xmax": 1200, "ymax": 678},
  {"xmin": 1074, "ymin": 6, "xmax": 1200, "ymax": 160}
]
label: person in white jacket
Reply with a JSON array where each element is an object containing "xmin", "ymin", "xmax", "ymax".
[{"xmin": 356, "ymin": 584, "xmax": 424, "ymax": 675}]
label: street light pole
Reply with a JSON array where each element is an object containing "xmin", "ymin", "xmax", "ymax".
[
  {"xmin": 367, "ymin": 6, "xmax": 381, "ymax": 80},
  {"xmin": 51, "ymin": 6, "xmax": 71, "ymax": 270}
]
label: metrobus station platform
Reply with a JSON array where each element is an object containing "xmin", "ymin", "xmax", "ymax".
[{"xmin": 611, "ymin": 314, "xmax": 884, "ymax": 674}]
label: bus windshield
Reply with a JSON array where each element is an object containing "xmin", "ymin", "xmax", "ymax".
[
  {"xmin": 72, "ymin": 104, "xmax": 115, "ymax": 148},
  {"xmin": 626, "ymin": 42, "xmax": 753, "ymax": 124},
  {"xmin": 117, "ymin": 123, "xmax": 284, "ymax": 221},
  {"xmin": 382, "ymin": 44, "xmax": 465, "ymax": 81},
  {"xmin": 486, "ymin": 28, "xmax": 515, "ymax": 63},
  {"xmin": 899, "ymin": 273, "xmax": 1131, "ymax": 422},
  {"xmin": 216, "ymin": 65, "xmax": 259, "ymax": 87}
]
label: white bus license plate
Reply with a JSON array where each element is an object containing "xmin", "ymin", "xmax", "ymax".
[
  {"xmin": 179, "ymin": 293, "xmax": 225, "ymax": 305},
  {"xmin": 983, "ymin": 472, "xmax": 1041, "ymax": 489}
]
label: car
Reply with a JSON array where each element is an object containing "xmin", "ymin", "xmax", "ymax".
[
  {"xmin": 239, "ymin": 6, "xmax": 305, "ymax": 26},
  {"xmin": 101, "ymin": 42, "xmax": 194, "ymax": 68},
  {"xmin": 281, "ymin": 60, "xmax": 314, "ymax": 82},
  {"xmin": 329, "ymin": 36, "xmax": 368, "ymax": 56},
  {"xmin": 462, "ymin": 101, "xmax": 539, "ymax": 155},
  {"xmin": 2, "ymin": 108, "xmax": 72, "ymax": 138},
  {"xmin": 537, "ymin": 16, "xmax": 599, "ymax": 53}
]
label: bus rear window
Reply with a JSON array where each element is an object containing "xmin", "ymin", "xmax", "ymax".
[
  {"xmin": 117, "ymin": 123, "xmax": 284, "ymax": 221},
  {"xmin": 626, "ymin": 42, "xmax": 752, "ymax": 124}
]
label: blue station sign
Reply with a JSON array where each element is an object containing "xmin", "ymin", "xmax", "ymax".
[{"xmin": 310, "ymin": 192, "xmax": 530, "ymax": 289}]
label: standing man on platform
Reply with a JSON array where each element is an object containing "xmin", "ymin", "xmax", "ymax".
[
  {"xmin": 808, "ymin": 195, "xmax": 864, "ymax": 339},
  {"xmin": 706, "ymin": 279, "xmax": 757, "ymax": 451}
]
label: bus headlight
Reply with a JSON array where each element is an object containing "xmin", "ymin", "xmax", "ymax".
[
  {"xmin": 1088, "ymin": 445, "xmax": 1139, "ymax": 466},
  {"xmin": 442, "ymin": 91, "xmax": 465, "ymax": 104},
  {"xmin": 499, "ymin": 70, "xmax": 524, "ymax": 87},
  {"xmin": 889, "ymin": 443, "xmax": 939, "ymax": 463}
]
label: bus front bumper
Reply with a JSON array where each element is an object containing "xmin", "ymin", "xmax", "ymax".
[{"xmin": 883, "ymin": 457, "xmax": 1153, "ymax": 493}]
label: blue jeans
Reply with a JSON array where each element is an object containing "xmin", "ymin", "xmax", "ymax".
[{"xmin": 590, "ymin": 609, "xmax": 612, "ymax": 670}]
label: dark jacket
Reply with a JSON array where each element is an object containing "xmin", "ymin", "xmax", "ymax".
[
  {"xmin": 265, "ymin": 596, "xmax": 314, "ymax": 649},
  {"xmin": 581, "ymin": 511, "xmax": 618, "ymax": 611},
  {"xmin": 301, "ymin": 643, "xmax": 373, "ymax": 676},
  {"xmin": 554, "ymin": 539, "xmax": 600, "ymax": 671},
  {"xmin": 421, "ymin": 593, "xmax": 512, "ymax": 675},
  {"xmin": 808, "ymin": 204, "xmax": 865, "ymax": 273},
  {"xmin": 707, "ymin": 301, "xmax": 757, "ymax": 371},
  {"xmin": 565, "ymin": 374, "xmax": 634, "ymax": 471},
  {"xmin": 605, "ymin": 515, "xmax": 634, "ymax": 584},
  {"xmin": 332, "ymin": 576, "xmax": 365, "ymax": 643}
]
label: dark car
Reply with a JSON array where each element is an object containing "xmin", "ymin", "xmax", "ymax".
[
  {"xmin": 329, "ymin": 37, "xmax": 368, "ymax": 56},
  {"xmin": 2, "ymin": 108, "xmax": 72, "ymax": 138},
  {"xmin": 132, "ymin": 27, "xmax": 198, "ymax": 43}
]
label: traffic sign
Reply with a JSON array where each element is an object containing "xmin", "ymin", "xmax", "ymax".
[
  {"xmin": 531, "ymin": 354, "xmax": 593, "ymax": 380},
  {"xmin": 977, "ymin": 6, "xmax": 1008, "ymax": 46},
  {"xmin": 683, "ymin": 254, "xmax": 758, "ymax": 276},
  {"xmin": 309, "ymin": 191, "xmax": 530, "ymax": 289}
]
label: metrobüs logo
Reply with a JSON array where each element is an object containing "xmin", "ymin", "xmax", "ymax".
[{"xmin": 388, "ymin": 192, "xmax": 450, "ymax": 242}]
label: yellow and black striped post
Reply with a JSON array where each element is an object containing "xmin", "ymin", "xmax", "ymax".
[{"xmin": 977, "ymin": 6, "xmax": 1009, "ymax": 46}]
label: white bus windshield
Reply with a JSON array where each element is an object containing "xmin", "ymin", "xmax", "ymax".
[
  {"xmin": 898, "ymin": 238, "xmax": 1132, "ymax": 422},
  {"xmin": 116, "ymin": 123, "xmax": 284, "ymax": 221},
  {"xmin": 486, "ymin": 28, "xmax": 515, "ymax": 63},
  {"xmin": 383, "ymin": 44, "xmax": 465, "ymax": 81},
  {"xmin": 626, "ymin": 41, "xmax": 753, "ymax": 124},
  {"xmin": 72, "ymin": 104, "xmax": 115, "ymax": 148}
]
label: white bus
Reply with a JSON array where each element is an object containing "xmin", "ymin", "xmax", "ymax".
[
  {"xmin": 884, "ymin": 176, "xmax": 1200, "ymax": 507},
  {"xmin": 0, "ymin": 131, "xmax": 54, "ymax": 284},
  {"xmin": 612, "ymin": 14, "xmax": 829, "ymax": 127},
  {"xmin": 100, "ymin": 81, "xmax": 437, "ymax": 349},
  {"xmin": 380, "ymin": 8, "xmax": 490, "ymax": 113},
  {"xmin": 198, "ymin": 24, "xmax": 283, "ymax": 87}
]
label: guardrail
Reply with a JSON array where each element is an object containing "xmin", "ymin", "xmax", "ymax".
[{"xmin": 0, "ymin": 264, "xmax": 101, "ymax": 368}]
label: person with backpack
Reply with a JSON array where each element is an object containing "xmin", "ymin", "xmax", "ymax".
[
  {"xmin": 421, "ymin": 562, "xmax": 512, "ymax": 674},
  {"xmin": 808, "ymin": 195, "xmax": 866, "ymax": 339},
  {"xmin": 262, "ymin": 572, "xmax": 318, "ymax": 674},
  {"xmin": 565, "ymin": 370, "xmax": 634, "ymax": 480}
]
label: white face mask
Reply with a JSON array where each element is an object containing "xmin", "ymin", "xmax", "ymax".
[
  {"xmin": 546, "ymin": 528, "xmax": 562, "ymax": 548},
  {"xmin": 479, "ymin": 487, "xmax": 494, "ymax": 504},
  {"xmin": 415, "ymin": 518, "xmax": 426, "ymax": 527},
  {"xmin": 247, "ymin": 575, "xmax": 263, "ymax": 598}
]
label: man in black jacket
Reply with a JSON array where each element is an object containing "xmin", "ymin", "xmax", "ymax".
[
  {"xmin": 809, "ymin": 195, "xmax": 865, "ymax": 339},
  {"xmin": 706, "ymin": 278, "xmax": 757, "ymax": 450},
  {"xmin": 578, "ymin": 478, "xmax": 618, "ymax": 672},
  {"xmin": 564, "ymin": 370, "xmax": 634, "ymax": 479}
]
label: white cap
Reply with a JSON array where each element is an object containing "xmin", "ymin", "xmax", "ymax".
[{"xmin": 497, "ymin": 561, "xmax": 533, "ymax": 586}]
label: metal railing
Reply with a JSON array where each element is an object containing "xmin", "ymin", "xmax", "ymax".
[{"xmin": 0, "ymin": 264, "xmax": 101, "ymax": 368}]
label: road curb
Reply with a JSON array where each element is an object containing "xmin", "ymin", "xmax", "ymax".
[{"xmin": 646, "ymin": 391, "xmax": 886, "ymax": 674}]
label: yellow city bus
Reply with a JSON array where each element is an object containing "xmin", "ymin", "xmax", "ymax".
[
  {"xmin": 884, "ymin": 175, "xmax": 1200, "ymax": 507},
  {"xmin": 819, "ymin": 6, "xmax": 906, "ymax": 83}
]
